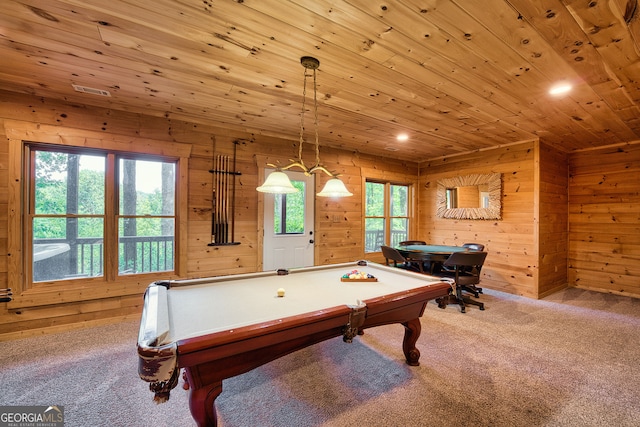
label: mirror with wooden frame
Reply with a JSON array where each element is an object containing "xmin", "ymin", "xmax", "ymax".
[{"xmin": 436, "ymin": 173, "xmax": 501, "ymax": 220}]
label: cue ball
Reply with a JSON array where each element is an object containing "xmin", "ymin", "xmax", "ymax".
[{"xmin": 277, "ymin": 288, "xmax": 285, "ymax": 297}]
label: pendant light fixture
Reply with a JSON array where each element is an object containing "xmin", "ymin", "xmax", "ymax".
[{"xmin": 257, "ymin": 56, "xmax": 353, "ymax": 197}]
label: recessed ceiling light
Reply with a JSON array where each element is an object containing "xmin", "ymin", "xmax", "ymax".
[
  {"xmin": 549, "ymin": 82, "xmax": 572, "ymax": 96},
  {"xmin": 396, "ymin": 133, "xmax": 409, "ymax": 141}
]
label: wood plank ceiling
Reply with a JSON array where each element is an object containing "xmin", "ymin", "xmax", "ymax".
[{"xmin": 1, "ymin": 0, "xmax": 640, "ymax": 161}]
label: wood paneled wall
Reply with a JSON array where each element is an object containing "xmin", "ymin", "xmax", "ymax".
[
  {"xmin": 0, "ymin": 90, "xmax": 416, "ymax": 340},
  {"xmin": 536, "ymin": 142, "xmax": 569, "ymax": 297},
  {"xmin": 1, "ymin": 89, "xmax": 636, "ymax": 340},
  {"xmin": 418, "ymin": 141, "xmax": 568, "ymax": 299},
  {"xmin": 568, "ymin": 142, "xmax": 640, "ymax": 296}
]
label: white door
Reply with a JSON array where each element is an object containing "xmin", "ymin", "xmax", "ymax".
[{"xmin": 263, "ymin": 169, "xmax": 315, "ymax": 271}]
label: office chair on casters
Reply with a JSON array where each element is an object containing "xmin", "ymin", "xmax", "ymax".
[
  {"xmin": 381, "ymin": 246, "xmax": 421, "ymax": 272},
  {"xmin": 398, "ymin": 240, "xmax": 426, "ymax": 246},
  {"xmin": 459, "ymin": 243, "xmax": 486, "ymax": 296},
  {"xmin": 433, "ymin": 251, "xmax": 488, "ymax": 313}
]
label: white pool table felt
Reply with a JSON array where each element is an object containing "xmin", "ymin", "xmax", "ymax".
[{"xmin": 163, "ymin": 263, "xmax": 445, "ymax": 343}]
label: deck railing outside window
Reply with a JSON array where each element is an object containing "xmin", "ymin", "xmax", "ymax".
[
  {"xmin": 364, "ymin": 230, "xmax": 407, "ymax": 253},
  {"xmin": 33, "ymin": 236, "xmax": 174, "ymax": 281}
]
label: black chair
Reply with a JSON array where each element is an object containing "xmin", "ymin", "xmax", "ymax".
[
  {"xmin": 459, "ymin": 243, "xmax": 486, "ymax": 296},
  {"xmin": 398, "ymin": 240, "xmax": 430, "ymax": 271},
  {"xmin": 462, "ymin": 242, "xmax": 485, "ymax": 251},
  {"xmin": 398, "ymin": 240, "xmax": 426, "ymax": 246},
  {"xmin": 433, "ymin": 251, "xmax": 488, "ymax": 313},
  {"xmin": 381, "ymin": 245, "xmax": 421, "ymax": 272}
]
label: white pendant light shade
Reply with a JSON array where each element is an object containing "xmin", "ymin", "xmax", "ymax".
[
  {"xmin": 256, "ymin": 171, "xmax": 299, "ymax": 194},
  {"xmin": 317, "ymin": 177, "xmax": 353, "ymax": 197}
]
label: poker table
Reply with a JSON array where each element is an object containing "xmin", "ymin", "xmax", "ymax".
[
  {"xmin": 396, "ymin": 244, "xmax": 473, "ymax": 273},
  {"xmin": 137, "ymin": 261, "xmax": 451, "ymax": 426}
]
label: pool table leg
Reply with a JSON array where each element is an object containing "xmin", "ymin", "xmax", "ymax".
[
  {"xmin": 402, "ymin": 318, "xmax": 422, "ymax": 366},
  {"xmin": 184, "ymin": 371, "xmax": 222, "ymax": 427}
]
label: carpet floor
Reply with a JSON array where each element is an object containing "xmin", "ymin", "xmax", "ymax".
[{"xmin": 1, "ymin": 286, "xmax": 639, "ymax": 427}]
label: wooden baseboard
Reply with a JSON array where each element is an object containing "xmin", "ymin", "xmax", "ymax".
[
  {"xmin": 0, "ymin": 314, "xmax": 140, "ymax": 342},
  {"xmin": 537, "ymin": 283, "xmax": 569, "ymax": 299},
  {"xmin": 572, "ymin": 284, "xmax": 640, "ymax": 300}
]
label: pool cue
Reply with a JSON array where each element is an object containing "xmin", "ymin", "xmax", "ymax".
[
  {"xmin": 211, "ymin": 156, "xmax": 220, "ymax": 243},
  {"xmin": 217, "ymin": 155, "xmax": 223, "ymax": 244},
  {"xmin": 224, "ymin": 156, "xmax": 232, "ymax": 243},
  {"xmin": 230, "ymin": 142, "xmax": 238, "ymax": 243},
  {"xmin": 211, "ymin": 185, "xmax": 216, "ymax": 244},
  {"xmin": 223, "ymin": 155, "xmax": 230, "ymax": 243},
  {"xmin": 220, "ymin": 155, "xmax": 226, "ymax": 243},
  {"xmin": 214, "ymin": 155, "xmax": 219, "ymax": 244},
  {"xmin": 213, "ymin": 156, "xmax": 217, "ymax": 244},
  {"xmin": 210, "ymin": 154, "xmax": 217, "ymax": 244},
  {"xmin": 221, "ymin": 154, "xmax": 228, "ymax": 243},
  {"xmin": 214, "ymin": 155, "xmax": 220, "ymax": 244}
]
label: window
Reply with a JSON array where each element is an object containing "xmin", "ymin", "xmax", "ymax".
[
  {"xmin": 27, "ymin": 145, "xmax": 177, "ymax": 283},
  {"xmin": 364, "ymin": 181, "xmax": 410, "ymax": 253},
  {"xmin": 117, "ymin": 158, "xmax": 175, "ymax": 275},
  {"xmin": 273, "ymin": 180, "xmax": 305, "ymax": 234}
]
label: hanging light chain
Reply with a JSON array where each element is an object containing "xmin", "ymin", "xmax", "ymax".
[
  {"xmin": 312, "ymin": 66, "xmax": 320, "ymax": 166},
  {"xmin": 298, "ymin": 64, "xmax": 308, "ymax": 162},
  {"xmin": 274, "ymin": 58, "xmax": 333, "ymax": 180}
]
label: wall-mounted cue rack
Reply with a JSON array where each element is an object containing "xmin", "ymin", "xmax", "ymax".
[{"xmin": 208, "ymin": 141, "xmax": 241, "ymax": 246}]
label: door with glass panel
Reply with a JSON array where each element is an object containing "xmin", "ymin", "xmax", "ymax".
[{"xmin": 263, "ymin": 169, "xmax": 315, "ymax": 271}]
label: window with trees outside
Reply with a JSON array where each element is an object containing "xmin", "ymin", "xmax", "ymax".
[
  {"xmin": 28, "ymin": 145, "xmax": 177, "ymax": 283},
  {"xmin": 364, "ymin": 181, "xmax": 410, "ymax": 253},
  {"xmin": 274, "ymin": 180, "xmax": 305, "ymax": 234}
]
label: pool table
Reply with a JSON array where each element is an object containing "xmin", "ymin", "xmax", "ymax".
[{"xmin": 137, "ymin": 261, "xmax": 451, "ymax": 427}]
